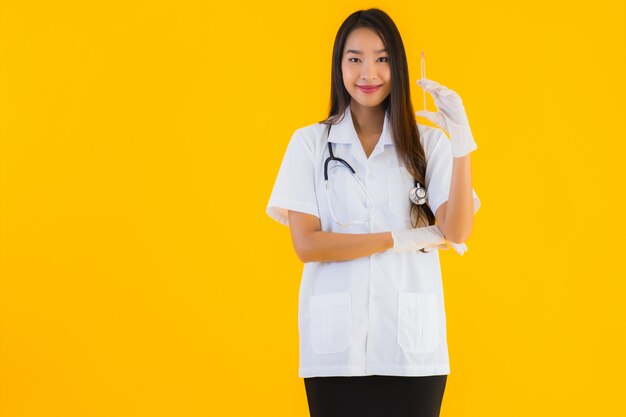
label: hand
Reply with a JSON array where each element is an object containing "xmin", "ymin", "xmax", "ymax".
[
  {"xmin": 421, "ymin": 241, "xmax": 468, "ymax": 256},
  {"xmin": 391, "ymin": 225, "xmax": 468, "ymax": 255},
  {"xmin": 443, "ymin": 241, "xmax": 469, "ymax": 255},
  {"xmin": 415, "ymin": 77, "xmax": 478, "ymax": 158}
]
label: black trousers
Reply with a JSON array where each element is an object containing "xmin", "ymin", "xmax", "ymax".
[{"xmin": 304, "ymin": 374, "xmax": 447, "ymax": 417}]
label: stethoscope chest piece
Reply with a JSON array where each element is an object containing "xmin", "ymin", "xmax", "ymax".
[{"xmin": 409, "ymin": 182, "xmax": 428, "ymax": 205}]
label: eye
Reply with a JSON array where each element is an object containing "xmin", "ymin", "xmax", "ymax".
[{"xmin": 347, "ymin": 57, "xmax": 390, "ymax": 63}]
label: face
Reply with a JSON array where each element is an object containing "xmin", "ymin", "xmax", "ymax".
[{"xmin": 341, "ymin": 27, "xmax": 391, "ymax": 108}]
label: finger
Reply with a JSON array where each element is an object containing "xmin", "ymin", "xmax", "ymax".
[
  {"xmin": 416, "ymin": 111, "xmax": 448, "ymax": 131},
  {"xmin": 415, "ymin": 110, "xmax": 439, "ymax": 125},
  {"xmin": 416, "ymin": 78, "xmax": 442, "ymax": 92},
  {"xmin": 417, "ymin": 78, "xmax": 458, "ymax": 99},
  {"xmin": 421, "ymin": 243, "xmax": 449, "ymax": 253},
  {"xmin": 416, "ymin": 79, "xmax": 436, "ymax": 99}
]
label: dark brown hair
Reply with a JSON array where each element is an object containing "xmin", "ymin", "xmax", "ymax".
[{"xmin": 318, "ymin": 8, "xmax": 435, "ymax": 228}]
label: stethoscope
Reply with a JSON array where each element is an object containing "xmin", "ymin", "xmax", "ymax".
[{"xmin": 322, "ymin": 124, "xmax": 428, "ymax": 226}]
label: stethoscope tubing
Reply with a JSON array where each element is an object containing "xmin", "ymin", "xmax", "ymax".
[{"xmin": 322, "ymin": 123, "xmax": 427, "ymax": 226}]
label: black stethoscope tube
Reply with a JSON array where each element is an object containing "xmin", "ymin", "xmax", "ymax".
[{"xmin": 323, "ymin": 124, "xmax": 427, "ymax": 205}]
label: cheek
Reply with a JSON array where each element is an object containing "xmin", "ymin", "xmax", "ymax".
[
  {"xmin": 340, "ymin": 66, "xmax": 346, "ymax": 81},
  {"xmin": 342, "ymin": 76, "xmax": 355, "ymax": 90},
  {"xmin": 342, "ymin": 64, "xmax": 356, "ymax": 80},
  {"xmin": 381, "ymin": 67, "xmax": 391, "ymax": 81}
]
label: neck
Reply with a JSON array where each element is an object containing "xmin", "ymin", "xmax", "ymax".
[{"xmin": 349, "ymin": 101, "xmax": 385, "ymax": 135}]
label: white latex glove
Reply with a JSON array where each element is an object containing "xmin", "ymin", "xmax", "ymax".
[
  {"xmin": 420, "ymin": 240, "xmax": 468, "ymax": 256},
  {"xmin": 439, "ymin": 241, "xmax": 468, "ymax": 255},
  {"xmin": 391, "ymin": 225, "xmax": 468, "ymax": 255},
  {"xmin": 415, "ymin": 77, "xmax": 478, "ymax": 158}
]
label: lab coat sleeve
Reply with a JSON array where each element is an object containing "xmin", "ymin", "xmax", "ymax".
[
  {"xmin": 266, "ymin": 129, "xmax": 320, "ymax": 227},
  {"xmin": 425, "ymin": 130, "xmax": 481, "ymax": 218}
]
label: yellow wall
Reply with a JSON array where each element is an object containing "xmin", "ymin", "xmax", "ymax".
[{"xmin": 1, "ymin": 1, "xmax": 624, "ymax": 416}]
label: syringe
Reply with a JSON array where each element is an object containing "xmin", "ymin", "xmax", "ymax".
[{"xmin": 420, "ymin": 51, "xmax": 427, "ymax": 111}]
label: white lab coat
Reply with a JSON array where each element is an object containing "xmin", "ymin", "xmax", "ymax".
[{"xmin": 266, "ymin": 106, "xmax": 480, "ymax": 378}]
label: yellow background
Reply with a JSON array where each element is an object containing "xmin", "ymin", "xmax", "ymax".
[{"xmin": 1, "ymin": 1, "xmax": 625, "ymax": 416}]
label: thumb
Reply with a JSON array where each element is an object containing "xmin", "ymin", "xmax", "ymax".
[
  {"xmin": 415, "ymin": 110, "xmax": 439, "ymax": 124},
  {"xmin": 415, "ymin": 110, "xmax": 447, "ymax": 130}
]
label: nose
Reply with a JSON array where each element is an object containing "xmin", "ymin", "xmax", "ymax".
[
  {"xmin": 361, "ymin": 72, "xmax": 377, "ymax": 82},
  {"xmin": 360, "ymin": 62, "xmax": 377, "ymax": 81}
]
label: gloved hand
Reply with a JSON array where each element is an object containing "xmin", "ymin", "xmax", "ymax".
[
  {"xmin": 437, "ymin": 241, "xmax": 468, "ymax": 256},
  {"xmin": 391, "ymin": 225, "xmax": 468, "ymax": 255},
  {"xmin": 415, "ymin": 77, "xmax": 478, "ymax": 158}
]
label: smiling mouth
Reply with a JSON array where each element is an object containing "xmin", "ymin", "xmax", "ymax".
[{"xmin": 357, "ymin": 85, "xmax": 382, "ymax": 93}]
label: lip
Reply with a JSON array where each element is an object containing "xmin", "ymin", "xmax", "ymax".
[{"xmin": 357, "ymin": 84, "xmax": 382, "ymax": 93}]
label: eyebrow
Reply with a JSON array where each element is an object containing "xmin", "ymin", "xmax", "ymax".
[{"xmin": 345, "ymin": 48, "xmax": 387, "ymax": 54}]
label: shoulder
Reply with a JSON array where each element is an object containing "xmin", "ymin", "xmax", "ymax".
[
  {"xmin": 288, "ymin": 121, "xmax": 329, "ymax": 156},
  {"xmin": 417, "ymin": 123, "xmax": 450, "ymax": 161},
  {"xmin": 295, "ymin": 121, "xmax": 327, "ymax": 143}
]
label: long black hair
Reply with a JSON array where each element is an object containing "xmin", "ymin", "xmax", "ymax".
[{"xmin": 318, "ymin": 8, "xmax": 435, "ymax": 227}]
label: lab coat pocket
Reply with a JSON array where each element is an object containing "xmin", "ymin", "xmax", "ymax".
[
  {"xmin": 386, "ymin": 167, "xmax": 413, "ymax": 221},
  {"xmin": 309, "ymin": 292, "xmax": 352, "ymax": 354},
  {"xmin": 397, "ymin": 292, "xmax": 439, "ymax": 353}
]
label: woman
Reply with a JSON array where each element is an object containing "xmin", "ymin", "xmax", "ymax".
[{"xmin": 266, "ymin": 8, "xmax": 480, "ymax": 417}]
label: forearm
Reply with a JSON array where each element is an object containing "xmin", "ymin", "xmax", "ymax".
[
  {"xmin": 301, "ymin": 231, "xmax": 394, "ymax": 263},
  {"xmin": 440, "ymin": 154, "xmax": 474, "ymax": 242}
]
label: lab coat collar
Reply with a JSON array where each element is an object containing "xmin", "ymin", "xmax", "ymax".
[{"xmin": 327, "ymin": 106, "xmax": 393, "ymax": 146}]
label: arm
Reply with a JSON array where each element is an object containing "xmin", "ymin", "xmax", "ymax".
[
  {"xmin": 288, "ymin": 210, "xmax": 394, "ymax": 263},
  {"xmin": 435, "ymin": 154, "xmax": 475, "ymax": 243}
]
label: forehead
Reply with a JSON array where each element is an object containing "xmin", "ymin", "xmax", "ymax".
[{"xmin": 343, "ymin": 27, "xmax": 386, "ymax": 53}]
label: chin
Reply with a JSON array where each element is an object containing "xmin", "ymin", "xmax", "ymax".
[{"xmin": 352, "ymin": 97, "xmax": 386, "ymax": 107}]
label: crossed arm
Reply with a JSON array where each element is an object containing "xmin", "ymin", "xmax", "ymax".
[{"xmin": 288, "ymin": 154, "xmax": 475, "ymax": 263}]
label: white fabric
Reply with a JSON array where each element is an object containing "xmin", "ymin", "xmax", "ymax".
[{"xmin": 266, "ymin": 105, "xmax": 480, "ymax": 378}]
